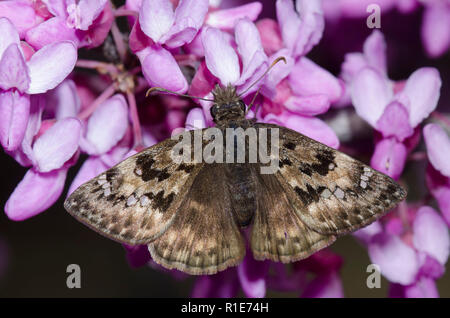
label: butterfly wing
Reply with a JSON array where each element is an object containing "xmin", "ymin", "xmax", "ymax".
[
  {"xmin": 251, "ymin": 168, "xmax": 336, "ymax": 263},
  {"xmin": 255, "ymin": 123, "xmax": 406, "ymax": 236},
  {"xmin": 64, "ymin": 131, "xmax": 204, "ymax": 245},
  {"xmin": 148, "ymin": 163, "xmax": 246, "ymax": 275}
]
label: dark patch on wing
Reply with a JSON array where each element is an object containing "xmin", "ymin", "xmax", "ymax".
[{"xmin": 145, "ymin": 191, "xmax": 175, "ymax": 213}]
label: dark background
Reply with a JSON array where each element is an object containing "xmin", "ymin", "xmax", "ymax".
[{"xmin": 1, "ymin": 1, "xmax": 449, "ymax": 297}]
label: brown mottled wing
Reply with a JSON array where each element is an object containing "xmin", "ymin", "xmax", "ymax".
[
  {"xmin": 148, "ymin": 163, "xmax": 246, "ymax": 275},
  {"xmin": 251, "ymin": 168, "xmax": 336, "ymax": 263},
  {"xmin": 64, "ymin": 131, "xmax": 204, "ymax": 245},
  {"xmin": 255, "ymin": 123, "xmax": 406, "ymax": 235}
]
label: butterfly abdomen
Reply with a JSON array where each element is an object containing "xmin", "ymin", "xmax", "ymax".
[{"xmin": 225, "ymin": 163, "xmax": 257, "ymax": 227}]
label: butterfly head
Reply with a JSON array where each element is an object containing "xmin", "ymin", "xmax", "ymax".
[{"xmin": 210, "ymin": 84, "xmax": 246, "ymax": 124}]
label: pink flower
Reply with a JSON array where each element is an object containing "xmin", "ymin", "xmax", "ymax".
[
  {"xmin": 366, "ymin": 206, "xmax": 449, "ymax": 297},
  {"xmin": 0, "ymin": 18, "xmax": 77, "ymax": 152},
  {"xmin": 134, "ymin": 0, "xmax": 209, "ymax": 93},
  {"xmin": 349, "ymin": 31, "xmax": 442, "ymax": 179},
  {"xmin": 424, "ymin": 124, "xmax": 450, "ymax": 226},
  {"xmin": 25, "ymin": 0, "xmax": 113, "ymax": 49},
  {"xmin": 421, "ymin": 0, "xmax": 450, "ymax": 58}
]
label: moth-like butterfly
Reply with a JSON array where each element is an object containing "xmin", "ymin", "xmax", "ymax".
[{"xmin": 65, "ymin": 59, "xmax": 406, "ymax": 275}]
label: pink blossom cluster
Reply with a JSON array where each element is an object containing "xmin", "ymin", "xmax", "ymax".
[{"xmin": 0, "ymin": 0, "xmax": 449, "ymax": 297}]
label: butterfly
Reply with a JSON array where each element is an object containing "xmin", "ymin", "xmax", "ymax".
[{"xmin": 64, "ymin": 59, "xmax": 406, "ymax": 275}]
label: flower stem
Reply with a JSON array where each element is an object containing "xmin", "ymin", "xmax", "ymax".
[
  {"xmin": 126, "ymin": 91, "xmax": 143, "ymax": 151},
  {"xmin": 78, "ymin": 84, "xmax": 116, "ymax": 120},
  {"xmin": 114, "ymin": 8, "xmax": 139, "ymax": 18},
  {"xmin": 76, "ymin": 59, "xmax": 118, "ymax": 75},
  {"xmin": 111, "ymin": 20, "xmax": 127, "ymax": 63}
]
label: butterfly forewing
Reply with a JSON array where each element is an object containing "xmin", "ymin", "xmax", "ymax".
[
  {"xmin": 64, "ymin": 132, "xmax": 204, "ymax": 245},
  {"xmin": 255, "ymin": 123, "xmax": 406, "ymax": 236}
]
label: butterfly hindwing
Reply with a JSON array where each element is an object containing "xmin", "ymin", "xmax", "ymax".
[
  {"xmin": 148, "ymin": 163, "xmax": 246, "ymax": 275},
  {"xmin": 255, "ymin": 123, "xmax": 406, "ymax": 236},
  {"xmin": 251, "ymin": 167, "xmax": 336, "ymax": 263},
  {"xmin": 64, "ymin": 131, "xmax": 205, "ymax": 245}
]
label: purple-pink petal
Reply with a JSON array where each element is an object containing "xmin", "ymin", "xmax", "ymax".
[
  {"xmin": 0, "ymin": 44, "xmax": 30, "ymax": 92},
  {"xmin": 363, "ymin": 30, "xmax": 387, "ymax": 75},
  {"xmin": 264, "ymin": 112, "xmax": 340, "ymax": 149},
  {"xmin": 0, "ymin": 17, "xmax": 20, "ymax": 58},
  {"xmin": 66, "ymin": 0, "xmax": 107, "ymax": 31},
  {"xmin": 289, "ymin": 58, "xmax": 343, "ymax": 103},
  {"xmin": 285, "ymin": 94, "xmax": 330, "ymax": 116},
  {"xmin": 185, "ymin": 108, "xmax": 207, "ymax": 130},
  {"xmin": 370, "ymin": 137, "xmax": 407, "ymax": 180},
  {"xmin": 202, "ymin": 27, "xmax": 240, "ymax": 86},
  {"xmin": 26, "ymin": 41, "xmax": 78, "ymax": 94},
  {"xmin": 25, "ymin": 17, "xmax": 79, "ymax": 50},
  {"xmin": 161, "ymin": 0, "xmax": 208, "ymax": 48},
  {"xmin": 237, "ymin": 252, "xmax": 270, "ymax": 298},
  {"xmin": 396, "ymin": 67, "xmax": 441, "ymax": 128},
  {"xmin": 85, "ymin": 94, "xmax": 129, "ymax": 155},
  {"xmin": 0, "ymin": 90, "xmax": 30, "ymax": 152},
  {"xmin": 46, "ymin": 80, "xmax": 80, "ymax": 120},
  {"xmin": 0, "ymin": 1, "xmax": 36, "ymax": 38},
  {"xmin": 191, "ymin": 269, "xmax": 240, "ymax": 298},
  {"xmin": 293, "ymin": 0, "xmax": 324, "ymax": 56},
  {"xmin": 412, "ymin": 206, "xmax": 449, "ymax": 266},
  {"xmin": 139, "ymin": 0, "xmax": 174, "ymax": 43},
  {"xmin": 404, "ymin": 276, "xmax": 439, "ymax": 298},
  {"xmin": 423, "ymin": 123, "xmax": 450, "ymax": 178},
  {"xmin": 206, "ymin": 2, "xmax": 262, "ymax": 29},
  {"xmin": 351, "ymin": 67, "xmax": 392, "ymax": 127},
  {"xmin": 276, "ymin": 0, "xmax": 301, "ymax": 54},
  {"xmin": 375, "ymin": 101, "xmax": 414, "ymax": 142},
  {"xmin": 140, "ymin": 45, "xmax": 188, "ymax": 93},
  {"xmin": 5, "ymin": 167, "xmax": 68, "ymax": 221},
  {"xmin": 235, "ymin": 18, "xmax": 264, "ymax": 71},
  {"xmin": 368, "ymin": 232, "xmax": 419, "ymax": 285},
  {"xmin": 421, "ymin": 3, "xmax": 450, "ymax": 58},
  {"xmin": 33, "ymin": 117, "xmax": 81, "ymax": 172}
]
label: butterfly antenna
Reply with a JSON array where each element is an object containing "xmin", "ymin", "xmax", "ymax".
[
  {"xmin": 239, "ymin": 56, "xmax": 287, "ymax": 100},
  {"xmin": 146, "ymin": 87, "xmax": 215, "ymax": 102}
]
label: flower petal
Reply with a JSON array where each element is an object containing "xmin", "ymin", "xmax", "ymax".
[
  {"xmin": 5, "ymin": 167, "xmax": 68, "ymax": 221},
  {"xmin": 46, "ymin": 79, "xmax": 81, "ymax": 120},
  {"xmin": 376, "ymin": 101, "xmax": 414, "ymax": 141},
  {"xmin": 293, "ymin": 0, "xmax": 324, "ymax": 56},
  {"xmin": 26, "ymin": 41, "xmax": 78, "ymax": 94},
  {"xmin": 0, "ymin": 2, "xmax": 36, "ymax": 38},
  {"xmin": 85, "ymin": 94, "xmax": 128, "ymax": 155},
  {"xmin": 370, "ymin": 137, "xmax": 407, "ymax": 180},
  {"xmin": 202, "ymin": 27, "xmax": 240, "ymax": 85},
  {"xmin": 140, "ymin": 45, "xmax": 188, "ymax": 93},
  {"xmin": 25, "ymin": 17, "xmax": 79, "ymax": 50},
  {"xmin": 0, "ymin": 90, "xmax": 30, "ymax": 151},
  {"xmin": 206, "ymin": 2, "xmax": 262, "ymax": 29},
  {"xmin": 67, "ymin": 0, "xmax": 107, "ymax": 30},
  {"xmin": 162, "ymin": 0, "xmax": 208, "ymax": 47},
  {"xmin": 264, "ymin": 112, "xmax": 340, "ymax": 149},
  {"xmin": 276, "ymin": 0, "xmax": 301, "ymax": 53},
  {"xmin": 363, "ymin": 30, "xmax": 387, "ymax": 75},
  {"xmin": 191, "ymin": 269, "xmax": 240, "ymax": 298},
  {"xmin": 235, "ymin": 18, "xmax": 264, "ymax": 71},
  {"xmin": 412, "ymin": 206, "xmax": 449, "ymax": 265},
  {"xmin": 139, "ymin": 0, "xmax": 174, "ymax": 43},
  {"xmin": 368, "ymin": 232, "xmax": 419, "ymax": 285},
  {"xmin": 256, "ymin": 18, "xmax": 283, "ymax": 56},
  {"xmin": 404, "ymin": 276, "xmax": 439, "ymax": 298},
  {"xmin": 424, "ymin": 123, "xmax": 450, "ymax": 178},
  {"xmin": 237, "ymin": 252, "xmax": 269, "ymax": 298},
  {"xmin": 0, "ymin": 44, "xmax": 29, "ymax": 92},
  {"xmin": 185, "ymin": 108, "xmax": 206, "ymax": 131},
  {"xmin": 285, "ymin": 94, "xmax": 330, "ymax": 116},
  {"xmin": 397, "ymin": 68, "xmax": 442, "ymax": 128},
  {"xmin": 0, "ymin": 17, "xmax": 20, "ymax": 59},
  {"xmin": 289, "ymin": 58, "xmax": 343, "ymax": 103},
  {"xmin": 353, "ymin": 221, "xmax": 383, "ymax": 244},
  {"xmin": 33, "ymin": 117, "xmax": 81, "ymax": 172},
  {"xmin": 421, "ymin": 4, "xmax": 450, "ymax": 58},
  {"xmin": 351, "ymin": 68, "xmax": 392, "ymax": 127}
]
